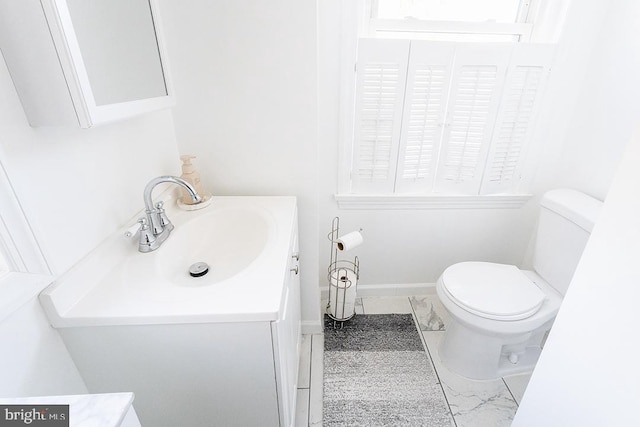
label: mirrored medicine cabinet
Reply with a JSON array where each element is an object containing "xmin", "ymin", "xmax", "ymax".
[{"xmin": 0, "ymin": 0, "xmax": 173, "ymax": 128}]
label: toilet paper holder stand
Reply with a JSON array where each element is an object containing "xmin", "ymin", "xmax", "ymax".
[{"xmin": 326, "ymin": 216, "xmax": 360, "ymax": 326}]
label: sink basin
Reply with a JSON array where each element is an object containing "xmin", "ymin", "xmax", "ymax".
[
  {"xmin": 107, "ymin": 205, "xmax": 273, "ymax": 301},
  {"xmin": 39, "ymin": 195, "xmax": 297, "ymax": 326},
  {"xmin": 156, "ymin": 207, "xmax": 269, "ymax": 286}
]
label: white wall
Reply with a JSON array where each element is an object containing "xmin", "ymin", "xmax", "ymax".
[
  {"xmin": 550, "ymin": 0, "xmax": 640, "ymax": 201},
  {"xmin": 513, "ymin": 120, "xmax": 640, "ymax": 427},
  {"xmin": 527, "ymin": 0, "xmax": 640, "ymax": 202},
  {"xmin": 0, "ymin": 298, "xmax": 87, "ymax": 397},
  {"xmin": 0, "ymin": 41, "xmax": 181, "ymax": 395},
  {"xmin": 518, "ymin": 0, "xmax": 640, "ymax": 269},
  {"xmin": 158, "ymin": 0, "xmax": 321, "ymax": 329},
  {"xmin": 0, "ymin": 61, "xmax": 182, "ymax": 275}
]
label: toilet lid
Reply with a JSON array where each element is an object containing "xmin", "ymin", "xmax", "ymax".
[{"xmin": 441, "ymin": 262, "xmax": 546, "ymax": 321}]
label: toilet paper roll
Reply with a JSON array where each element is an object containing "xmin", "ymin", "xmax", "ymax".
[
  {"xmin": 328, "ymin": 269, "xmax": 357, "ymax": 319},
  {"xmin": 336, "ymin": 231, "xmax": 363, "ymax": 251}
]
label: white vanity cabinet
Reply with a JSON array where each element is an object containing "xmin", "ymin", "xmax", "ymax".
[
  {"xmin": 0, "ymin": 0, "xmax": 173, "ymax": 128},
  {"xmin": 54, "ymin": 202, "xmax": 302, "ymax": 427}
]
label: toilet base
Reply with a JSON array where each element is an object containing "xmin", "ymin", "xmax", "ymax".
[{"xmin": 438, "ymin": 317, "xmax": 549, "ymax": 380}]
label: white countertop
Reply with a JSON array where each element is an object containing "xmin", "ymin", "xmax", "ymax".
[
  {"xmin": 39, "ymin": 195, "xmax": 297, "ymax": 327},
  {"xmin": 0, "ymin": 393, "xmax": 135, "ymax": 427}
]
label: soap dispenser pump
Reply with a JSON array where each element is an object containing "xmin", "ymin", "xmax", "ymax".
[{"xmin": 178, "ymin": 154, "xmax": 209, "ymax": 207}]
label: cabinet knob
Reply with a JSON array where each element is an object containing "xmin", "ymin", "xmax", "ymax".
[
  {"xmin": 290, "ymin": 265, "xmax": 299, "ymax": 275},
  {"xmin": 292, "ymin": 253, "xmax": 299, "ymax": 261}
]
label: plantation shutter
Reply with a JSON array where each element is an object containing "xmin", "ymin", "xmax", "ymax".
[
  {"xmin": 434, "ymin": 45, "xmax": 511, "ymax": 195},
  {"xmin": 480, "ymin": 44, "xmax": 554, "ymax": 194},
  {"xmin": 351, "ymin": 38, "xmax": 410, "ymax": 193},
  {"xmin": 394, "ymin": 41, "xmax": 455, "ymax": 194}
]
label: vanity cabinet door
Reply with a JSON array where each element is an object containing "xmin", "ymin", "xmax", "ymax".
[
  {"xmin": 271, "ymin": 223, "xmax": 301, "ymax": 427},
  {"xmin": 0, "ymin": 0, "xmax": 173, "ymax": 128}
]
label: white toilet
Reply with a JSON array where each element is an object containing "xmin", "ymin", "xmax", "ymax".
[{"xmin": 436, "ymin": 189, "xmax": 602, "ymax": 380}]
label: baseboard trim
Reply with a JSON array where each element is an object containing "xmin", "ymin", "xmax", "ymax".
[
  {"xmin": 320, "ymin": 283, "xmax": 436, "ymax": 299},
  {"xmin": 301, "ymin": 320, "xmax": 323, "ymax": 335}
]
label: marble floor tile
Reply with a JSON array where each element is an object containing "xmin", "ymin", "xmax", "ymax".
[
  {"xmin": 410, "ymin": 294, "xmax": 450, "ymax": 331},
  {"xmin": 361, "ymin": 296, "xmax": 413, "ymax": 314},
  {"xmin": 422, "ymin": 331, "xmax": 518, "ymax": 427},
  {"xmin": 295, "ymin": 388, "xmax": 310, "ymax": 427},
  {"xmin": 355, "ymin": 297, "xmax": 364, "ymax": 314},
  {"xmin": 308, "ymin": 334, "xmax": 324, "ymax": 427},
  {"xmin": 298, "ymin": 334, "xmax": 312, "ymax": 388},
  {"xmin": 503, "ymin": 372, "xmax": 532, "ymax": 405}
]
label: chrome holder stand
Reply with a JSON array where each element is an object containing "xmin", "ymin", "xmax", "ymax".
[{"xmin": 326, "ymin": 216, "xmax": 360, "ymax": 329}]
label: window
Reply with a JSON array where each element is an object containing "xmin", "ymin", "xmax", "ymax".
[
  {"xmin": 368, "ymin": 0, "xmax": 534, "ymax": 42},
  {"xmin": 351, "ymin": 39, "xmax": 553, "ymax": 196},
  {"xmin": 339, "ymin": 0, "xmax": 556, "ymax": 202}
]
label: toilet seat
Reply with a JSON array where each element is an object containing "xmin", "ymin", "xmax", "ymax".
[{"xmin": 440, "ymin": 262, "xmax": 546, "ymax": 321}]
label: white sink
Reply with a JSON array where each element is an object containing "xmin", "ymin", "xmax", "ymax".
[
  {"xmin": 40, "ymin": 195, "xmax": 297, "ymax": 326},
  {"xmin": 158, "ymin": 207, "xmax": 269, "ymax": 286},
  {"xmin": 123, "ymin": 206, "xmax": 271, "ymax": 295}
]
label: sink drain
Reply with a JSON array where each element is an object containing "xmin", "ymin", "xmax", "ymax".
[{"xmin": 189, "ymin": 262, "xmax": 209, "ymax": 277}]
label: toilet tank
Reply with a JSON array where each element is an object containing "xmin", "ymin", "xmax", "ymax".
[{"xmin": 533, "ymin": 189, "xmax": 602, "ymax": 296}]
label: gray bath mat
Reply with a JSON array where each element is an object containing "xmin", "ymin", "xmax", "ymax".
[{"xmin": 323, "ymin": 314, "xmax": 453, "ymax": 426}]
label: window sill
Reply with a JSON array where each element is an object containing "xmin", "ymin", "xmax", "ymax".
[{"xmin": 334, "ymin": 194, "xmax": 533, "ymax": 210}]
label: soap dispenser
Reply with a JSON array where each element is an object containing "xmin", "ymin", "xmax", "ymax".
[{"xmin": 178, "ymin": 154, "xmax": 207, "ymax": 206}]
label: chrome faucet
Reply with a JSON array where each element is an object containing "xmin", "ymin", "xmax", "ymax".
[{"xmin": 135, "ymin": 175, "xmax": 202, "ymax": 253}]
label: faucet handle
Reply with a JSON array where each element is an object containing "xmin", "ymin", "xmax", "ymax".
[
  {"xmin": 138, "ymin": 217, "xmax": 156, "ymax": 249},
  {"xmin": 124, "ymin": 218, "xmax": 147, "ymax": 238},
  {"xmin": 155, "ymin": 201, "xmax": 174, "ymax": 232},
  {"xmin": 138, "ymin": 217, "xmax": 150, "ymax": 229}
]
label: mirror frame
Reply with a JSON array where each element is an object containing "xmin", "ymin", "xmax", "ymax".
[{"xmin": 40, "ymin": 0, "xmax": 174, "ymax": 128}]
